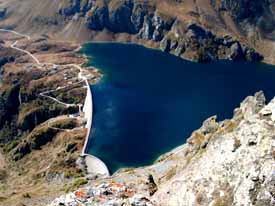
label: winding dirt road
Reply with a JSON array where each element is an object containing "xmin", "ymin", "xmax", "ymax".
[
  {"xmin": 0, "ymin": 29, "xmax": 86, "ymax": 108},
  {"xmin": 0, "ymin": 29, "xmax": 110, "ymax": 176}
]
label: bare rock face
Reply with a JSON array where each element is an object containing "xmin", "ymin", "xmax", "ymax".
[
  {"xmin": 86, "ymin": 5, "xmax": 108, "ymax": 30},
  {"xmin": 154, "ymin": 92, "xmax": 275, "ymax": 206},
  {"xmin": 107, "ymin": 1, "xmax": 135, "ymax": 33},
  {"xmin": 58, "ymin": 0, "xmax": 81, "ymax": 16},
  {"xmin": 213, "ymin": 0, "xmax": 267, "ymax": 22},
  {"xmin": 49, "ymin": 92, "xmax": 275, "ymax": 206},
  {"xmin": 54, "ymin": 0, "xmax": 264, "ymax": 63},
  {"xmin": 55, "ymin": 0, "xmax": 264, "ymax": 62},
  {"xmin": 211, "ymin": 0, "xmax": 275, "ymax": 40}
]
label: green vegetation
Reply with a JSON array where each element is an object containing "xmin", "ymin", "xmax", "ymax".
[
  {"xmin": 66, "ymin": 143, "xmax": 78, "ymax": 153},
  {"xmin": 0, "ymin": 170, "xmax": 7, "ymax": 181},
  {"xmin": 64, "ymin": 168, "xmax": 84, "ymax": 178},
  {"xmin": 50, "ymin": 84, "xmax": 86, "ymax": 105},
  {"xmin": 27, "ymin": 126, "xmax": 57, "ymax": 150},
  {"xmin": 0, "ymin": 84, "xmax": 20, "ymax": 129},
  {"xmin": 165, "ymin": 167, "xmax": 177, "ymax": 181},
  {"xmin": 233, "ymin": 138, "xmax": 241, "ymax": 152},
  {"xmin": 0, "ymin": 123, "xmax": 15, "ymax": 144},
  {"xmin": 213, "ymin": 198, "xmax": 228, "ymax": 206},
  {"xmin": 49, "ymin": 118, "xmax": 78, "ymax": 130},
  {"xmin": 17, "ymin": 100, "xmax": 78, "ymax": 131},
  {"xmin": 0, "ymin": 196, "xmax": 7, "ymax": 202},
  {"xmin": 13, "ymin": 117, "xmax": 78, "ymax": 160},
  {"xmin": 22, "ymin": 193, "xmax": 31, "ymax": 199},
  {"xmin": 2, "ymin": 140, "xmax": 18, "ymax": 153},
  {"xmin": 63, "ymin": 178, "xmax": 88, "ymax": 193}
]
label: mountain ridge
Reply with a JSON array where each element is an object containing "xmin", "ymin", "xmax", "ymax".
[{"xmin": 0, "ymin": 0, "xmax": 274, "ymax": 64}]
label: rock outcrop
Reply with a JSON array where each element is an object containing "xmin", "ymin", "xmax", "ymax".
[
  {"xmin": 49, "ymin": 91, "xmax": 275, "ymax": 206},
  {"xmin": 64, "ymin": 0, "xmax": 263, "ymax": 62}
]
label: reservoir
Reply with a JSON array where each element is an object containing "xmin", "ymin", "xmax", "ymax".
[{"xmin": 82, "ymin": 43, "xmax": 275, "ymax": 173}]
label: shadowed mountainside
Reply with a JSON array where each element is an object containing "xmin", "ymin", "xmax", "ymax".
[{"xmin": 0, "ymin": 0, "xmax": 274, "ymax": 63}]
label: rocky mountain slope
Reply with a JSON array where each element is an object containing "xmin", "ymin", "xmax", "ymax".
[
  {"xmin": 50, "ymin": 91, "xmax": 275, "ymax": 206},
  {"xmin": 0, "ymin": 0, "xmax": 274, "ymax": 63},
  {"xmin": 0, "ymin": 31, "xmax": 101, "ymax": 206}
]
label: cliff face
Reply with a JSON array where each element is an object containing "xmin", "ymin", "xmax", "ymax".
[
  {"xmin": 0, "ymin": 0, "xmax": 274, "ymax": 63},
  {"xmin": 211, "ymin": 0, "xmax": 275, "ymax": 39},
  {"xmin": 50, "ymin": 91, "xmax": 275, "ymax": 206},
  {"xmin": 154, "ymin": 91, "xmax": 275, "ymax": 206}
]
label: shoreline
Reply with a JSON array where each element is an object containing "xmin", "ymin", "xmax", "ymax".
[{"xmin": 81, "ymin": 40, "xmax": 275, "ymax": 66}]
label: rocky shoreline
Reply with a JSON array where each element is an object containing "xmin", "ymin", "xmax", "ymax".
[{"xmin": 49, "ymin": 91, "xmax": 275, "ymax": 206}]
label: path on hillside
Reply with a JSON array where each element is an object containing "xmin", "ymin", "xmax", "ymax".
[
  {"xmin": 0, "ymin": 29, "xmax": 110, "ymax": 176},
  {"xmin": 11, "ymin": 40, "xmax": 41, "ymax": 64},
  {"xmin": 0, "ymin": 29, "xmax": 41, "ymax": 64},
  {"xmin": 0, "ymin": 28, "xmax": 87, "ymax": 108},
  {"xmin": 0, "ymin": 29, "xmax": 30, "ymax": 40},
  {"xmin": 39, "ymin": 80, "xmax": 85, "ymax": 108}
]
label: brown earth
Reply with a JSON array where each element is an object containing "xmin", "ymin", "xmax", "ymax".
[{"xmin": 0, "ymin": 32, "xmax": 100, "ymax": 206}]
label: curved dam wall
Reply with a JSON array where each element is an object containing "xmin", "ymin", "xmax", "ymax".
[
  {"xmin": 82, "ymin": 79, "xmax": 93, "ymax": 155},
  {"xmin": 82, "ymin": 79, "xmax": 109, "ymax": 176}
]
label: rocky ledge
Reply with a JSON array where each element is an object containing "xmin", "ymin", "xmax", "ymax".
[{"xmin": 49, "ymin": 91, "xmax": 275, "ymax": 206}]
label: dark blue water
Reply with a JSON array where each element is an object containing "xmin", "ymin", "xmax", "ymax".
[{"xmin": 82, "ymin": 43, "xmax": 275, "ymax": 173}]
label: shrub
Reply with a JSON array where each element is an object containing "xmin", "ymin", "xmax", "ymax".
[
  {"xmin": 22, "ymin": 193, "xmax": 31, "ymax": 199},
  {"xmin": 3, "ymin": 140, "xmax": 18, "ymax": 153},
  {"xmin": 73, "ymin": 178, "xmax": 88, "ymax": 187},
  {"xmin": 0, "ymin": 169, "xmax": 7, "ymax": 180},
  {"xmin": 65, "ymin": 143, "xmax": 77, "ymax": 153},
  {"xmin": 63, "ymin": 178, "xmax": 88, "ymax": 193},
  {"xmin": 232, "ymin": 138, "xmax": 241, "ymax": 152},
  {"xmin": 213, "ymin": 198, "xmax": 227, "ymax": 206},
  {"xmin": 64, "ymin": 168, "xmax": 84, "ymax": 178}
]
